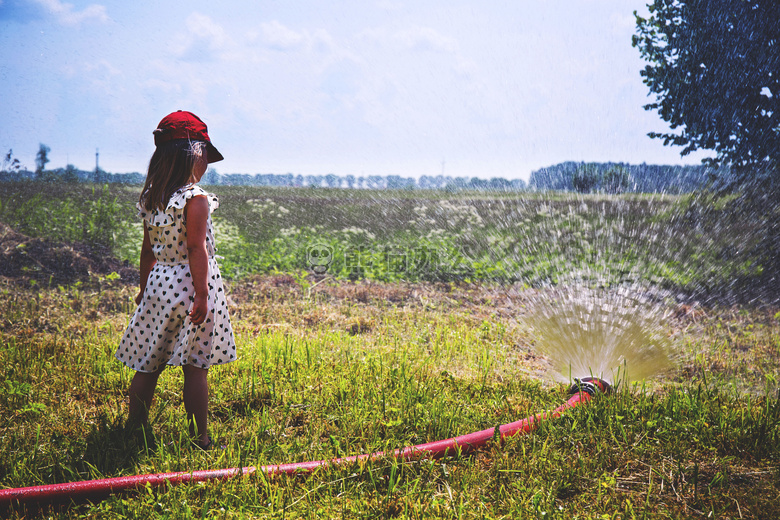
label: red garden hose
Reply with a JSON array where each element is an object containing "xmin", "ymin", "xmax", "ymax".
[{"xmin": 0, "ymin": 377, "xmax": 610, "ymax": 509}]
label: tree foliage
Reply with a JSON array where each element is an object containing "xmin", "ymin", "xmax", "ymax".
[
  {"xmin": 2, "ymin": 149, "xmax": 22, "ymax": 174},
  {"xmin": 603, "ymin": 166, "xmax": 631, "ymax": 194},
  {"xmin": 528, "ymin": 161, "xmax": 722, "ymax": 193},
  {"xmin": 633, "ymin": 0, "xmax": 780, "ymax": 173},
  {"xmin": 35, "ymin": 143, "xmax": 50, "ymax": 174},
  {"xmin": 572, "ymin": 164, "xmax": 601, "ymax": 193}
]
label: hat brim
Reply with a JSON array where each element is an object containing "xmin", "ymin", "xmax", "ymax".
[{"xmin": 206, "ymin": 142, "xmax": 224, "ymax": 163}]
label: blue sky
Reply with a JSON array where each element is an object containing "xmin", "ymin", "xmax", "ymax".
[{"xmin": 0, "ymin": 0, "xmax": 712, "ymax": 180}]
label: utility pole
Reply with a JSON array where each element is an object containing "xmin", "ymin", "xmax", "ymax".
[{"xmin": 94, "ymin": 148, "xmax": 102, "ymax": 183}]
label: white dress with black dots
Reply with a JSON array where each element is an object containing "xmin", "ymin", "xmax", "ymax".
[{"xmin": 116, "ymin": 184, "xmax": 236, "ymax": 372}]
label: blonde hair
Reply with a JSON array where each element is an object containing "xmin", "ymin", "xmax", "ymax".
[{"xmin": 140, "ymin": 140, "xmax": 206, "ymax": 211}]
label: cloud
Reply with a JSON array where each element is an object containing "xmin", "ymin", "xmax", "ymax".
[
  {"xmin": 357, "ymin": 25, "xmax": 458, "ymax": 54},
  {"xmin": 259, "ymin": 20, "xmax": 336, "ymax": 54},
  {"xmin": 173, "ymin": 13, "xmax": 233, "ymax": 62},
  {"xmin": 394, "ymin": 26, "xmax": 458, "ymax": 53},
  {"xmin": 31, "ymin": 0, "xmax": 109, "ymax": 25},
  {"xmin": 261, "ymin": 20, "xmax": 306, "ymax": 51},
  {"xmin": 185, "ymin": 12, "xmax": 229, "ymax": 45}
]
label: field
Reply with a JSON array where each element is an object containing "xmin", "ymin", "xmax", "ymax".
[{"xmin": 1, "ymin": 182, "xmax": 779, "ymax": 518}]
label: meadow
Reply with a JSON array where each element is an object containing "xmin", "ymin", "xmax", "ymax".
[
  {"xmin": 0, "ymin": 182, "xmax": 778, "ymax": 518},
  {"xmin": 0, "ymin": 182, "xmax": 767, "ymax": 293}
]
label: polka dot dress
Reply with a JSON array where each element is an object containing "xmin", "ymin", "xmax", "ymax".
[{"xmin": 116, "ymin": 184, "xmax": 236, "ymax": 372}]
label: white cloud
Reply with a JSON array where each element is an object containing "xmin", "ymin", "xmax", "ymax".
[
  {"xmin": 83, "ymin": 58, "xmax": 120, "ymax": 75},
  {"xmin": 261, "ymin": 20, "xmax": 306, "ymax": 51},
  {"xmin": 69, "ymin": 58, "xmax": 123, "ymax": 95},
  {"xmin": 31, "ymin": 0, "xmax": 109, "ymax": 26},
  {"xmin": 394, "ymin": 26, "xmax": 458, "ymax": 53},
  {"xmin": 186, "ymin": 12, "xmax": 228, "ymax": 42},
  {"xmin": 259, "ymin": 20, "xmax": 336, "ymax": 55},
  {"xmin": 357, "ymin": 25, "xmax": 458, "ymax": 53},
  {"xmin": 173, "ymin": 13, "xmax": 234, "ymax": 62}
]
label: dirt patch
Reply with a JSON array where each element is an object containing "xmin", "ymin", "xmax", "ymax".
[
  {"xmin": 228, "ymin": 274, "xmax": 537, "ymax": 314},
  {"xmin": 0, "ymin": 223, "xmax": 138, "ymax": 285}
]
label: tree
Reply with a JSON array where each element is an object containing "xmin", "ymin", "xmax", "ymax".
[
  {"xmin": 325, "ymin": 173, "xmax": 339, "ymax": 188},
  {"xmin": 2, "ymin": 149, "xmax": 22, "ymax": 174},
  {"xmin": 572, "ymin": 164, "xmax": 601, "ymax": 193},
  {"xmin": 636, "ymin": 1, "xmax": 780, "ymax": 296},
  {"xmin": 62, "ymin": 164, "xmax": 79, "ymax": 183},
  {"xmin": 487, "ymin": 178, "xmax": 512, "ymax": 191},
  {"xmin": 511, "ymin": 178, "xmax": 526, "ymax": 191},
  {"xmin": 202, "ymin": 168, "xmax": 220, "ymax": 185},
  {"xmin": 633, "ymin": 1, "xmax": 780, "ymax": 174},
  {"xmin": 603, "ymin": 166, "xmax": 631, "ymax": 194},
  {"xmin": 93, "ymin": 167, "xmax": 110, "ymax": 183},
  {"xmin": 35, "ymin": 143, "xmax": 50, "ymax": 174}
]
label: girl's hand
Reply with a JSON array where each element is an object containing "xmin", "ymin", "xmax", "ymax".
[
  {"xmin": 188, "ymin": 292, "xmax": 208, "ymax": 325},
  {"xmin": 134, "ymin": 291, "xmax": 144, "ymax": 305}
]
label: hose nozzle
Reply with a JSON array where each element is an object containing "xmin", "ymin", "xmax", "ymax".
[{"xmin": 568, "ymin": 377, "xmax": 611, "ymax": 396}]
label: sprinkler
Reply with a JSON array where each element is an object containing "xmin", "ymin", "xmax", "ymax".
[
  {"xmin": 0, "ymin": 377, "xmax": 611, "ymax": 510},
  {"xmin": 568, "ymin": 376, "xmax": 612, "ymax": 396}
]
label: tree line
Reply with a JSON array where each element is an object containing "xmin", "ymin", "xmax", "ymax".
[
  {"xmin": 1, "ymin": 147, "xmax": 728, "ymax": 193},
  {"xmin": 528, "ymin": 161, "xmax": 730, "ymax": 194}
]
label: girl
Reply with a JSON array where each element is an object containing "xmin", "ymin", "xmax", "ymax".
[{"xmin": 116, "ymin": 111, "xmax": 236, "ymax": 450}]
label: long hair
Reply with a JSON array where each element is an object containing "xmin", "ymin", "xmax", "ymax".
[{"xmin": 139, "ymin": 140, "xmax": 206, "ymax": 211}]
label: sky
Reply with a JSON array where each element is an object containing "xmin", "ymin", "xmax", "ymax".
[{"xmin": 0, "ymin": 0, "xmax": 713, "ymax": 180}]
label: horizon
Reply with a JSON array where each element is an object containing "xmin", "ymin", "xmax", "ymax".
[{"xmin": 6, "ymin": 158, "xmax": 720, "ymax": 180}]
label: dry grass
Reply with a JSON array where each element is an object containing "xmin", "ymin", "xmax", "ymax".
[{"xmin": 1, "ymin": 271, "xmax": 779, "ymax": 518}]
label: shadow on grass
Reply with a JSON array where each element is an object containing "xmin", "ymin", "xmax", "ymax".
[{"xmin": 79, "ymin": 413, "xmax": 147, "ymax": 477}]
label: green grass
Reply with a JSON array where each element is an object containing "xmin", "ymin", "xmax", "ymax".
[
  {"xmin": 0, "ymin": 276, "xmax": 778, "ymax": 518},
  {"xmin": 0, "ymin": 182, "xmax": 768, "ymax": 294},
  {"xmin": 1, "ymin": 182, "xmax": 778, "ymax": 517}
]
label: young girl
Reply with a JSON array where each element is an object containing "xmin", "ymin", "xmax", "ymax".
[{"xmin": 116, "ymin": 110, "xmax": 236, "ymax": 450}]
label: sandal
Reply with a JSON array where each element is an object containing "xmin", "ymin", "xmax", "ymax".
[{"xmin": 192, "ymin": 435, "xmax": 223, "ymax": 451}]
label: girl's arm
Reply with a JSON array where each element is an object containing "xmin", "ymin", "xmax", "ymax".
[
  {"xmin": 135, "ymin": 226, "xmax": 156, "ymax": 305},
  {"xmin": 185, "ymin": 195, "xmax": 210, "ymax": 325}
]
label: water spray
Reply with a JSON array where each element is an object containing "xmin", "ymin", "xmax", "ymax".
[
  {"xmin": 525, "ymin": 285, "xmax": 673, "ymax": 386},
  {"xmin": 0, "ymin": 378, "xmax": 610, "ymax": 510}
]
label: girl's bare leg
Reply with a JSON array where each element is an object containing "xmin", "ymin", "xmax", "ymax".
[
  {"xmin": 127, "ymin": 366, "xmax": 165, "ymax": 431},
  {"xmin": 182, "ymin": 365, "xmax": 210, "ymax": 446}
]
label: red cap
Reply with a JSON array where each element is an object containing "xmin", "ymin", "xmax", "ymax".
[{"xmin": 153, "ymin": 110, "xmax": 224, "ymax": 163}]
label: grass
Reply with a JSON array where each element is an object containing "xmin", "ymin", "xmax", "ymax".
[
  {"xmin": 1, "ymin": 182, "xmax": 778, "ymax": 517},
  {"xmin": 0, "ymin": 182, "xmax": 768, "ymax": 294},
  {"xmin": 1, "ymin": 274, "xmax": 779, "ymax": 518}
]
